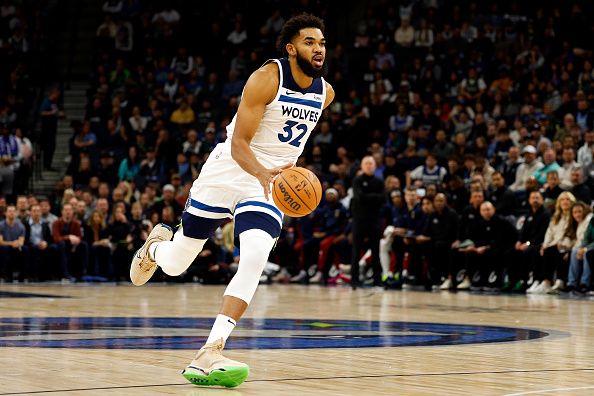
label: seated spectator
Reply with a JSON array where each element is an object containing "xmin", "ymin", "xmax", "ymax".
[
  {"xmin": 109, "ymin": 205, "xmax": 131, "ymax": 280},
  {"xmin": 567, "ymin": 202, "xmax": 592, "ymax": 294},
  {"xmin": 509, "ymin": 191, "xmax": 550, "ymax": 293},
  {"xmin": 498, "ymin": 146, "xmax": 522, "ymax": 186},
  {"xmin": 25, "ymin": 204, "xmax": 56, "ymax": 281},
  {"xmin": 52, "ymin": 203, "xmax": 88, "ymax": 281},
  {"xmin": 570, "ymin": 167, "xmax": 591, "ymax": 205},
  {"xmin": 128, "ymin": 106, "xmax": 148, "ymax": 135},
  {"xmin": 84, "ymin": 210, "xmax": 112, "ymax": 279},
  {"xmin": 577, "ymin": 130, "xmax": 594, "ymax": 168},
  {"xmin": 0, "ymin": 125, "xmax": 21, "ymax": 199},
  {"xmin": 542, "ymin": 171, "xmax": 563, "ymax": 210},
  {"xmin": 0, "ymin": 205, "xmax": 27, "ymax": 281},
  {"xmin": 528, "ymin": 192, "xmax": 576, "ymax": 294},
  {"xmin": 488, "ymin": 171, "xmax": 517, "ymax": 218},
  {"xmin": 407, "ymin": 153, "xmax": 446, "ymax": 187},
  {"xmin": 421, "ymin": 193, "xmax": 459, "ymax": 290},
  {"xmin": 509, "ymin": 145, "xmax": 543, "ymax": 191},
  {"xmin": 451, "ymin": 190, "xmax": 485, "ymax": 290},
  {"xmin": 118, "ymin": 145, "xmax": 140, "ymax": 182},
  {"xmin": 150, "ymin": 183, "xmax": 183, "ymax": 220},
  {"xmin": 557, "ymin": 148, "xmax": 579, "ymax": 189},
  {"xmin": 533, "ymin": 148, "xmax": 561, "ymax": 185},
  {"xmin": 170, "ymin": 99, "xmax": 196, "ymax": 130},
  {"xmin": 460, "ymin": 201, "xmax": 517, "ymax": 290},
  {"xmin": 308, "ymin": 188, "xmax": 349, "ymax": 284}
]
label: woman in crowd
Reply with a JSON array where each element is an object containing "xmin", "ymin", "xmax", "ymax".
[
  {"xmin": 529, "ymin": 192, "xmax": 576, "ymax": 294},
  {"xmin": 568, "ymin": 203, "xmax": 594, "ymax": 294}
]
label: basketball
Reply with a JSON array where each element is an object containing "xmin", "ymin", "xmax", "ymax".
[{"xmin": 272, "ymin": 167, "xmax": 322, "ymax": 217}]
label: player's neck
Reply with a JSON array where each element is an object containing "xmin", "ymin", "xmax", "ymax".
[{"xmin": 288, "ymin": 58, "xmax": 314, "ymax": 90}]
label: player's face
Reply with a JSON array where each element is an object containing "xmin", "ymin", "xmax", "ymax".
[{"xmin": 293, "ymin": 28, "xmax": 326, "ymax": 78}]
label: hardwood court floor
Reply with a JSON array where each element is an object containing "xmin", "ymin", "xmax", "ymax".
[{"xmin": 1, "ymin": 284, "xmax": 593, "ymax": 395}]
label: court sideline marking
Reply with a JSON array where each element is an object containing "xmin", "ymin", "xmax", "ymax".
[{"xmin": 1, "ymin": 367, "xmax": 593, "ymax": 395}]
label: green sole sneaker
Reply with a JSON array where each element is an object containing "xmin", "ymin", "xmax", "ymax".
[{"xmin": 182, "ymin": 366, "xmax": 249, "ymax": 388}]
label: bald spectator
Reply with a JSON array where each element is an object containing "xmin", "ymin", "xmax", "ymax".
[{"xmin": 350, "ymin": 156, "xmax": 384, "ymax": 289}]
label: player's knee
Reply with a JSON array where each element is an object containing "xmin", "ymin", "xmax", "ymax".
[
  {"xmin": 237, "ymin": 229, "xmax": 274, "ymax": 271},
  {"xmin": 161, "ymin": 230, "xmax": 206, "ymax": 276}
]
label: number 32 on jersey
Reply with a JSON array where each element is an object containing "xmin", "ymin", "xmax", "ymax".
[{"xmin": 278, "ymin": 120, "xmax": 308, "ymax": 148}]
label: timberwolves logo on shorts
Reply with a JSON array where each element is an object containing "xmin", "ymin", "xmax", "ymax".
[{"xmin": 0, "ymin": 317, "xmax": 552, "ymax": 349}]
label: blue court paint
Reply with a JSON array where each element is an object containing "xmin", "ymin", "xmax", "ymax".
[
  {"xmin": 0, "ymin": 317, "xmax": 551, "ymax": 349},
  {"xmin": 0, "ymin": 291, "xmax": 70, "ymax": 298}
]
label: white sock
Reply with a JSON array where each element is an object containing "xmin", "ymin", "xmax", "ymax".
[
  {"xmin": 149, "ymin": 229, "xmax": 207, "ymax": 276},
  {"xmin": 206, "ymin": 314, "xmax": 237, "ymax": 345}
]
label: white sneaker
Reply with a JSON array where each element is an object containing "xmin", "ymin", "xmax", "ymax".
[
  {"xmin": 439, "ymin": 278, "xmax": 453, "ymax": 290},
  {"xmin": 309, "ymin": 271, "xmax": 323, "ymax": 284},
  {"xmin": 289, "ymin": 270, "xmax": 307, "ymax": 283},
  {"xmin": 457, "ymin": 278, "xmax": 471, "ymax": 290},
  {"xmin": 271, "ymin": 268, "xmax": 290, "ymax": 283},
  {"xmin": 534, "ymin": 281, "xmax": 552, "ymax": 294},
  {"xmin": 526, "ymin": 280, "xmax": 540, "ymax": 294},
  {"xmin": 182, "ymin": 338, "xmax": 249, "ymax": 388},
  {"xmin": 551, "ymin": 279, "xmax": 565, "ymax": 291},
  {"xmin": 130, "ymin": 223, "xmax": 173, "ymax": 286}
]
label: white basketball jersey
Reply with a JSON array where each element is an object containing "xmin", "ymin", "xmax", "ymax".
[{"xmin": 226, "ymin": 58, "xmax": 326, "ymax": 166}]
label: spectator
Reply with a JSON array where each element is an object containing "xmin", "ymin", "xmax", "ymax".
[
  {"xmin": 118, "ymin": 145, "xmax": 140, "ymax": 182},
  {"xmin": 350, "ymin": 156, "xmax": 384, "ymax": 289},
  {"xmin": 542, "ymin": 171, "xmax": 563, "ymax": 210},
  {"xmin": 461, "ymin": 201, "xmax": 516, "ymax": 290},
  {"xmin": 308, "ymin": 188, "xmax": 349, "ymax": 283},
  {"xmin": 52, "ymin": 203, "xmax": 88, "ymax": 281},
  {"xmin": 509, "ymin": 145, "xmax": 543, "ymax": 191},
  {"xmin": 407, "ymin": 153, "xmax": 446, "ymax": 187},
  {"xmin": 570, "ymin": 167, "xmax": 591, "ymax": 204},
  {"xmin": 488, "ymin": 172, "xmax": 517, "ymax": 217},
  {"xmin": 0, "ymin": 125, "xmax": 20, "ymax": 199},
  {"xmin": 557, "ymin": 148, "xmax": 579, "ymax": 189},
  {"xmin": 0, "ymin": 205, "xmax": 26, "ymax": 281},
  {"xmin": 529, "ymin": 192, "xmax": 576, "ymax": 294},
  {"xmin": 25, "ymin": 204, "xmax": 56, "ymax": 281},
  {"xmin": 452, "ymin": 190, "xmax": 485, "ymax": 290},
  {"xmin": 567, "ymin": 202, "xmax": 593, "ymax": 294},
  {"xmin": 39, "ymin": 89, "xmax": 63, "ymax": 171}
]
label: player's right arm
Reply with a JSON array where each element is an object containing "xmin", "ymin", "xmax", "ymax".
[{"xmin": 231, "ymin": 63, "xmax": 292, "ymax": 200}]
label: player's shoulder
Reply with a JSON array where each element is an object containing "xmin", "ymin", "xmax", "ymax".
[
  {"xmin": 243, "ymin": 61, "xmax": 280, "ymax": 104},
  {"xmin": 323, "ymin": 80, "xmax": 335, "ymax": 109},
  {"xmin": 251, "ymin": 61, "xmax": 280, "ymax": 84}
]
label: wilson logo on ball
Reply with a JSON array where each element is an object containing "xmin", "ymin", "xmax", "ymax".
[{"xmin": 277, "ymin": 181, "xmax": 302, "ymax": 211}]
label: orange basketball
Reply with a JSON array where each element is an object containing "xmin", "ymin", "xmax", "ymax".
[{"xmin": 272, "ymin": 167, "xmax": 322, "ymax": 217}]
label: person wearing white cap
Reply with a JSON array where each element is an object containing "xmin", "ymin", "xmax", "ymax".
[{"xmin": 509, "ymin": 145, "xmax": 543, "ymax": 191}]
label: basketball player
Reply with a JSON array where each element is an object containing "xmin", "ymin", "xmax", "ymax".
[{"xmin": 130, "ymin": 14, "xmax": 334, "ymax": 388}]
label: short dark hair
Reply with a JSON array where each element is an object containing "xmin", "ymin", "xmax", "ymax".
[{"xmin": 277, "ymin": 13, "xmax": 325, "ymax": 56}]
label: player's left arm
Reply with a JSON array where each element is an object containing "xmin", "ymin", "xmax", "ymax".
[{"xmin": 323, "ymin": 82, "xmax": 335, "ymax": 109}]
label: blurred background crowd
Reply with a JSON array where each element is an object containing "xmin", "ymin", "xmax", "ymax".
[{"xmin": 1, "ymin": 1, "xmax": 594, "ymax": 296}]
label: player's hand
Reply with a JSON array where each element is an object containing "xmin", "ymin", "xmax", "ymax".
[{"xmin": 257, "ymin": 163, "xmax": 293, "ymax": 201}]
